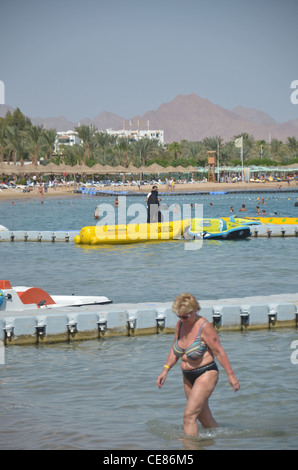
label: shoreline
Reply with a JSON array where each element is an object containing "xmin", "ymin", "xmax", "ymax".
[{"xmin": 0, "ymin": 180, "xmax": 296, "ymax": 202}]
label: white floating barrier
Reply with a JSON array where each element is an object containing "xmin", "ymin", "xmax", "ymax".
[
  {"xmin": 0, "ymin": 230, "xmax": 80, "ymax": 242},
  {"xmin": 1, "ymin": 225, "xmax": 298, "ymax": 242},
  {"xmin": 1, "ymin": 294, "xmax": 298, "ymax": 345},
  {"xmin": 251, "ymin": 225, "xmax": 298, "ymax": 237}
]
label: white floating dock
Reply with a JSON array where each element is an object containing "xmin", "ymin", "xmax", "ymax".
[
  {"xmin": 0, "ymin": 225, "xmax": 298, "ymax": 242},
  {"xmin": 250, "ymin": 224, "xmax": 298, "ymax": 237},
  {"xmin": 0, "ymin": 230, "xmax": 80, "ymax": 242},
  {"xmin": 1, "ymin": 293, "xmax": 297, "ymax": 345}
]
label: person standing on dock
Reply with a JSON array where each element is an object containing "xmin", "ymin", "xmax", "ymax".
[{"xmin": 147, "ymin": 185, "xmax": 162, "ymax": 223}]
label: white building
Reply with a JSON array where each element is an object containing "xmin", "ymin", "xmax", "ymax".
[
  {"xmin": 54, "ymin": 127, "xmax": 164, "ymax": 153},
  {"xmin": 105, "ymin": 128, "xmax": 164, "ymax": 145},
  {"xmin": 54, "ymin": 130, "xmax": 82, "ymax": 152}
]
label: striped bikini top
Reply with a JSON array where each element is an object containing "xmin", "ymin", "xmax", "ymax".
[{"xmin": 173, "ymin": 321, "xmax": 208, "ymax": 359}]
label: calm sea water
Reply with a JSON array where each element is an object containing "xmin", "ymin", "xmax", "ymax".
[{"xmin": 0, "ymin": 190, "xmax": 298, "ymax": 450}]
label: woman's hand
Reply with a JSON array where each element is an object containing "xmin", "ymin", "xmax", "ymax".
[
  {"xmin": 156, "ymin": 370, "xmax": 168, "ymax": 389},
  {"xmin": 228, "ymin": 372, "xmax": 240, "ymax": 392}
]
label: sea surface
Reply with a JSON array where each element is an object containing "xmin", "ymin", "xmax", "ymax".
[{"xmin": 0, "ymin": 189, "xmax": 298, "ymax": 450}]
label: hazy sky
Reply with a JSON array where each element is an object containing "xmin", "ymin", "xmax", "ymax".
[{"xmin": 1, "ymin": 0, "xmax": 298, "ymax": 123}]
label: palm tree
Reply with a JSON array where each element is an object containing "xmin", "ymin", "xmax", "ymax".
[
  {"xmin": 0, "ymin": 121, "xmax": 7, "ymax": 162},
  {"xmin": 270, "ymin": 139, "xmax": 284, "ymax": 161},
  {"xmin": 168, "ymin": 141, "xmax": 182, "ymax": 161},
  {"xmin": 116, "ymin": 137, "xmax": 130, "ymax": 167},
  {"xmin": 29, "ymin": 125, "xmax": 43, "ymax": 164},
  {"xmin": 75, "ymin": 125, "xmax": 97, "ymax": 163},
  {"xmin": 94, "ymin": 131, "xmax": 117, "ymax": 163},
  {"xmin": 41, "ymin": 129, "xmax": 57, "ymax": 161},
  {"xmin": 286, "ymin": 137, "xmax": 298, "ymax": 159},
  {"xmin": 5, "ymin": 125, "xmax": 28, "ymax": 163},
  {"xmin": 131, "ymin": 137, "xmax": 159, "ymax": 166}
]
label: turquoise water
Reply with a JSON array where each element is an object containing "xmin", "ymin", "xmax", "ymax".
[{"xmin": 0, "ymin": 191, "xmax": 298, "ymax": 450}]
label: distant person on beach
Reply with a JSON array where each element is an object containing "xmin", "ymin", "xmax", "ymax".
[
  {"xmin": 156, "ymin": 293, "xmax": 240, "ymax": 437},
  {"xmin": 256, "ymin": 206, "xmax": 261, "ymax": 215},
  {"xmin": 239, "ymin": 204, "xmax": 246, "ymax": 212},
  {"xmin": 38, "ymin": 183, "xmax": 44, "ymax": 203},
  {"xmin": 114, "ymin": 197, "xmax": 119, "ymax": 207},
  {"xmin": 230, "ymin": 206, "xmax": 234, "ymax": 212}
]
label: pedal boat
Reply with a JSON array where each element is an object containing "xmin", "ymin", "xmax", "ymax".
[{"xmin": 0, "ymin": 280, "xmax": 112, "ymax": 312}]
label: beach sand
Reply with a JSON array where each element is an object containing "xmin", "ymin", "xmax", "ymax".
[{"xmin": 0, "ymin": 180, "xmax": 293, "ymax": 202}]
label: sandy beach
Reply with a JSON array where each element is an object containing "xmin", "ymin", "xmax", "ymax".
[
  {"xmin": 0, "ymin": 180, "xmax": 294, "ymax": 202},
  {"xmin": 0, "ymin": 182, "xmax": 298, "ymax": 202}
]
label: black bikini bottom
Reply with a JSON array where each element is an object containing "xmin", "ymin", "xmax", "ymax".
[{"xmin": 182, "ymin": 361, "xmax": 218, "ymax": 386}]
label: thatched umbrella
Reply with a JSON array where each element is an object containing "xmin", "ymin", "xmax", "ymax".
[
  {"xmin": 90, "ymin": 164, "xmax": 107, "ymax": 174},
  {"xmin": 184, "ymin": 166, "xmax": 197, "ymax": 172},
  {"xmin": 164, "ymin": 165, "xmax": 176, "ymax": 173},
  {"xmin": 109, "ymin": 165, "xmax": 128, "ymax": 173},
  {"xmin": 126, "ymin": 164, "xmax": 140, "ymax": 174},
  {"xmin": 42, "ymin": 162, "xmax": 63, "ymax": 174},
  {"xmin": 101, "ymin": 165, "xmax": 116, "ymax": 174},
  {"xmin": 175, "ymin": 165, "xmax": 189, "ymax": 173},
  {"xmin": 0, "ymin": 163, "xmax": 15, "ymax": 175},
  {"xmin": 145, "ymin": 163, "xmax": 166, "ymax": 174},
  {"xmin": 137, "ymin": 166, "xmax": 148, "ymax": 174},
  {"xmin": 17, "ymin": 163, "xmax": 41, "ymax": 175},
  {"xmin": 69, "ymin": 163, "xmax": 93, "ymax": 174}
]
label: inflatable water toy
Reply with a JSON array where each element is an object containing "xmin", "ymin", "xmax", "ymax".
[
  {"xmin": 74, "ymin": 220, "xmax": 188, "ymax": 245},
  {"xmin": 222, "ymin": 216, "xmax": 263, "ymax": 225},
  {"xmin": 230, "ymin": 216, "xmax": 298, "ymax": 225},
  {"xmin": 188, "ymin": 218, "xmax": 251, "ymax": 240},
  {"xmin": 0, "ymin": 280, "xmax": 112, "ymax": 311}
]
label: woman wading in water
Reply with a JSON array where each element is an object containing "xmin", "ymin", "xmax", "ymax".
[{"xmin": 156, "ymin": 293, "xmax": 240, "ymax": 437}]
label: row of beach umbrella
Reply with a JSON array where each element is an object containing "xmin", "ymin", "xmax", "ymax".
[
  {"xmin": 1, "ymin": 161, "xmax": 297, "ymax": 176},
  {"xmin": 0, "ymin": 162, "xmax": 200, "ymax": 176}
]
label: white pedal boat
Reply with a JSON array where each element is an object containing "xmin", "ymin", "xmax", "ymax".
[{"xmin": 0, "ymin": 280, "xmax": 112, "ymax": 312}]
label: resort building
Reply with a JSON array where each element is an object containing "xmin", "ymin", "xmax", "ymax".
[
  {"xmin": 54, "ymin": 127, "xmax": 164, "ymax": 152},
  {"xmin": 54, "ymin": 131, "xmax": 82, "ymax": 152},
  {"xmin": 105, "ymin": 128, "xmax": 164, "ymax": 145}
]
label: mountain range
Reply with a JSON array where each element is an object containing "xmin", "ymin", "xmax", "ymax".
[{"xmin": 1, "ymin": 93, "xmax": 298, "ymax": 143}]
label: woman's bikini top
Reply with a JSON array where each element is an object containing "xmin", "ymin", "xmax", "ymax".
[{"xmin": 173, "ymin": 321, "xmax": 208, "ymax": 359}]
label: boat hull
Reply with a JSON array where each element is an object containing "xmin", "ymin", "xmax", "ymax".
[{"xmin": 0, "ymin": 280, "xmax": 112, "ymax": 311}]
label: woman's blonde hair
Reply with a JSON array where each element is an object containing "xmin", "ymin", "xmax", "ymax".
[{"xmin": 172, "ymin": 293, "xmax": 200, "ymax": 316}]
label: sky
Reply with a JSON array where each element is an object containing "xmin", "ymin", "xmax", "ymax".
[{"xmin": 1, "ymin": 0, "xmax": 298, "ymax": 124}]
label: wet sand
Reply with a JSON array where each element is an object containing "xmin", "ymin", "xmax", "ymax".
[{"xmin": 0, "ymin": 180, "xmax": 293, "ymax": 202}]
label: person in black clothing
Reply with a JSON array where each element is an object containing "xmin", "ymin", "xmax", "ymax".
[{"xmin": 147, "ymin": 185, "xmax": 162, "ymax": 223}]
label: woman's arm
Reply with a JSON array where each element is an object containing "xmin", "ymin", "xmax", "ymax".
[
  {"xmin": 202, "ymin": 322, "xmax": 240, "ymax": 392},
  {"xmin": 156, "ymin": 321, "xmax": 180, "ymax": 389}
]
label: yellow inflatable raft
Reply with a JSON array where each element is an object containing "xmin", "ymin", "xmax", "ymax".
[{"xmin": 74, "ymin": 220, "xmax": 188, "ymax": 245}]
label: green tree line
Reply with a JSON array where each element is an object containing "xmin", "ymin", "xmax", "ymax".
[{"xmin": 1, "ymin": 108, "xmax": 298, "ymax": 169}]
